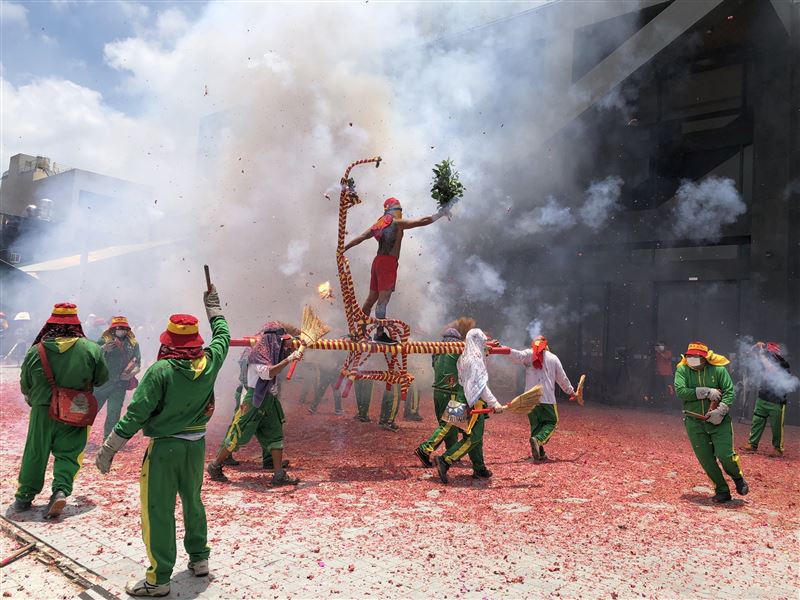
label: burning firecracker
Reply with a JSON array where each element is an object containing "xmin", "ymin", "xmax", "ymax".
[{"xmin": 318, "ymin": 281, "xmax": 334, "ymax": 300}]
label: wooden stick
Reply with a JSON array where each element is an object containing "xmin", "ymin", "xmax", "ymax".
[
  {"xmin": 0, "ymin": 543, "xmax": 35, "ymax": 568},
  {"xmin": 203, "ymin": 265, "xmax": 212, "ymax": 293}
]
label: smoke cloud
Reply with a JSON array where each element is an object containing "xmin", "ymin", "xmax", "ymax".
[
  {"xmin": 671, "ymin": 176, "xmax": 746, "ymax": 241},
  {"xmin": 736, "ymin": 337, "xmax": 799, "ymax": 399}
]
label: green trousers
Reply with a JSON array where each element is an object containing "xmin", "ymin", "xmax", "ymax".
[
  {"xmin": 684, "ymin": 415, "xmax": 743, "ymax": 494},
  {"xmin": 420, "ymin": 396, "xmax": 486, "ymax": 469},
  {"xmin": 403, "ymin": 383, "xmax": 421, "ymax": 418},
  {"xmin": 223, "ymin": 389, "xmax": 285, "ymax": 454},
  {"xmin": 419, "ymin": 390, "xmax": 458, "ymax": 451},
  {"xmin": 96, "ymin": 383, "xmax": 127, "ymax": 439},
  {"xmin": 379, "ymin": 384, "xmax": 401, "ymax": 424},
  {"xmin": 16, "ymin": 406, "xmax": 89, "ymax": 502},
  {"xmin": 748, "ymin": 398, "xmax": 785, "ymax": 451},
  {"xmin": 140, "ymin": 437, "xmax": 209, "ymax": 585},
  {"xmin": 529, "ymin": 404, "xmax": 558, "ymax": 444},
  {"xmin": 355, "ymin": 380, "xmax": 372, "ymax": 418}
]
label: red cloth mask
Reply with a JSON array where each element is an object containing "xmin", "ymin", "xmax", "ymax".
[{"xmin": 531, "ymin": 336, "xmax": 548, "ymax": 370}]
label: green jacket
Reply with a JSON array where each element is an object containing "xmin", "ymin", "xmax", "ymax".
[
  {"xmin": 674, "ymin": 363, "xmax": 734, "ymax": 414},
  {"xmin": 114, "ymin": 316, "xmax": 230, "ymax": 439},
  {"xmin": 20, "ymin": 337, "xmax": 109, "ymax": 407},
  {"xmin": 432, "ymin": 353, "xmax": 462, "ymax": 394},
  {"xmin": 95, "ymin": 335, "xmax": 141, "ymax": 380}
]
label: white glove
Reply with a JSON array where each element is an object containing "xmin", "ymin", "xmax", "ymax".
[
  {"xmin": 705, "ymin": 402, "xmax": 730, "ymax": 425},
  {"xmin": 493, "ymin": 405, "xmax": 506, "ymax": 414},
  {"xmin": 707, "ymin": 388, "xmax": 722, "ymax": 403},
  {"xmin": 695, "ymin": 387, "xmax": 713, "ymax": 400},
  {"xmin": 96, "ymin": 431, "xmax": 129, "ymax": 474},
  {"xmin": 289, "ymin": 350, "xmax": 303, "ymax": 362},
  {"xmin": 432, "ymin": 205, "xmax": 452, "ymax": 222}
]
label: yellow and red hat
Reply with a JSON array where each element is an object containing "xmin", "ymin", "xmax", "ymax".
[
  {"xmin": 46, "ymin": 303, "xmax": 81, "ymax": 326},
  {"xmin": 160, "ymin": 314, "xmax": 204, "ymax": 348},
  {"xmin": 109, "ymin": 316, "xmax": 131, "ymax": 330},
  {"xmin": 685, "ymin": 342, "xmax": 709, "ymax": 358}
]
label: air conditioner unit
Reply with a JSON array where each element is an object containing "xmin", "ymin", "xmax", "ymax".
[{"xmin": 8, "ymin": 252, "xmax": 21, "ymax": 264}]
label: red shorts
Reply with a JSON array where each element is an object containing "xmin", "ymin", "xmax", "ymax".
[{"xmin": 370, "ymin": 255, "xmax": 398, "ymax": 292}]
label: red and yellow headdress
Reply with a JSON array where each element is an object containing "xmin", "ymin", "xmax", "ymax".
[
  {"xmin": 159, "ymin": 314, "xmax": 204, "ymax": 348},
  {"xmin": 678, "ymin": 341, "xmax": 729, "ymax": 367},
  {"xmin": 46, "ymin": 303, "xmax": 81, "ymax": 326}
]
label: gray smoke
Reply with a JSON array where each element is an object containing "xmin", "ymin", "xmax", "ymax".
[
  {"xmin": 526, "ymin": 302, "xmax": 600, "ymax": 342},
  {"xmin": 459, "ymin": 255, "xmax": 506, "ymax": 302},
  {"xmin": 671, "ymin": 176, "xmax": 746, "ymax": 241},
  {"xmin": 736, "ymin": 337, "xmax": 799, "ymax": 398},
  {"xmin": 579, "ymin": 175, "xmax": 623, "ymax": 231}
]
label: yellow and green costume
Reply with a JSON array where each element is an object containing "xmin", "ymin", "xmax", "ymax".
[{"xmin": 674, "ymin": 350, "xmax": 743, "ymax": 495}]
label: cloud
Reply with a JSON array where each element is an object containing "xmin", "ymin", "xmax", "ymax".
[
  {"xmin": 1, "ymin": 2, "xmax": 28, "ymax": 28},
  {"xmin": 0, "ymin": 77, "xmax": 170, "ymax": 178}
]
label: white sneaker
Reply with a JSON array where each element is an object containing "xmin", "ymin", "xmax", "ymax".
[
  {"xmin": 125, "ymin": 578, "xmax": 170, "ymax": 597},
  {"xmin": 188, "ymin": 559, "xmax": 209, "ymax": 576}
]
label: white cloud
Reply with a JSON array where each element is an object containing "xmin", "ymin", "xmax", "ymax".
[
  {"xmin": 0, "ymin": 77, "xmax": 171, "ymax": 179},
  {"xmin": 1, "ymin": 2, "xmax": 28, "ymax": 28}
]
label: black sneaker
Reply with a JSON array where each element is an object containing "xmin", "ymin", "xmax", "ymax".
[
  {"xmin": 733, "ymin": 478, "xmax": 749, "ymax": 496},
  {"xmin": 222, "ymin": 455, "xmax": 240, "ymax": 466},
  {"xmin": 530, "ymin": 438, "xmax": 541, "ymax": 461},
  {"xmin": 405, "ymin": 414, "xmax": 424, "ymax": 422},
  {"xmin": 10, "ymin": 499, "xmax": 31, "ymax": 512},
  {"xmin": 373, "ymin": 331, "xmax": 397, "ymax": 345},
  {"xmin": 381, "ymin": 422, "xmax": 400, "ymax": 433},
  {"xmin": 414, "ymin": 447, "xmax": 433, "ymax": 468},
  {"xmin": 711, "ymin": 491, "xmax": 732, "ymax": 503},
  {"xmin": 435, "ymin": 456, "xmax": 450, "ymax": 484},
  {"xmin": 45, "ymin": 491, "xmax": 67, "ymax": 519},
  {"xmin": 354, "ymin": 414, "xmax": 371, "ymax": 422},
  {"xmin": 472, "ymin": 468, "xmax": 493, "ymax": 479},
  {"xmin": 206, "ymin": 462, "xmax": 229, "ymax": 482}
]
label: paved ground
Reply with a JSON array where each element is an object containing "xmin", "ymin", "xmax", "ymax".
[{"xmin": 0, "ymin": 366, "xmax": 798, "ymax": 599}]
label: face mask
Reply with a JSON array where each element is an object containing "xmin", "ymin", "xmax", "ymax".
[
  {"xmin": 115, "ymin": 330, "xmax": 128, "ymax": 339},
  {"xmin": 687, "ymin": 356, "xmax": 703, "ymax": 369},
  {"xmin": 656, "ymin": 345, "xmax": 664, "ymax": 352}
]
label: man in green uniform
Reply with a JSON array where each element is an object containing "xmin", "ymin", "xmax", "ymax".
[
  {"xmin": 378, "ymin": 382, "xmax": 402, "ymax": 431},
  {"xmin": 95, "ymin": 315, "xmax": 141, "ymax": 439},
  {"xmin": 742, "ymin": 342, "xmax": 791, "ymax": 456},
  {"xmin": 207, "ymin": 322, "xmax": 300, "ymax": 486},
  {"xmin": 675, "ymin": 341, "xmax": 749, "ymax": 504},
  {"xmin": 414, "ymin": 327, "xmax": 464, "ymax": 460},
  {"xmin": 12, "ymin": 303, "xmax": 108, "ymax": 518},
  {"xmin": 95, "ymin": 287, "xmax": 229, "ymax": 597},
  {"xmin": 416, "ymin": 329, "xmax": 500, "ymax": 481},
  {"xmin": 402, "ymin": 381, "xmax": 423, "ymax": 421}
]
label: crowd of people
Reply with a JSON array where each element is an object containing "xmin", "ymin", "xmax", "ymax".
[{"xmin": 4, "ymin": 285, "xmax": 792, "ymax": 597}]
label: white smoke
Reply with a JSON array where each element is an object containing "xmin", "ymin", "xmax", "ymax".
[
  {"xmin": 579, "ymin": 175, "xmax": 623, "ymax": 231},
  {"xmin": 671, "ymin": 176, "xmax": 746, "ymax": 241},
  {"xmin": 736, "ymin": 337, "xmax": 799, "ymax": 398},
  {"xmin": 460, "ymin": 255, "xmax": 506, "ymax": 302},
  {"xmin": 524, "ymin": 302, "xmax": 600, "ymax": 344},
  {"xmin": 279, "ymin": 240, "xmax": 310, "ymax": 277},
  {"xmin": 537, "ymin": 195, "xmax": 577, "ymax": 232}
]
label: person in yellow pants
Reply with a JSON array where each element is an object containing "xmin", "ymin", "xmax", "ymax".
[{"xmin": 96, "ymin": 288, "xmax": 230, "ymax": 597}]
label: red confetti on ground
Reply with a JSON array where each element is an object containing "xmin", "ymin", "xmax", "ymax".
[{"xmin": 1, "ymin": 376, "xmax": 798, "ymax": 597}]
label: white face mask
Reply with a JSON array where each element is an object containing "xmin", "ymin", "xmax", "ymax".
[
  {"xmin": 687, "ymin": 356, "xmax": 703, "ymax": 369},
  {"xmin": 656, "ymin": 345, "xmax": 665, "ymax": 352},
  {"xmin": 115, "ymin": 330, "xmax": 128, "ymax": 338}
]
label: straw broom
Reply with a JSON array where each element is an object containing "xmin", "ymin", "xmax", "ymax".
[
  {"xmin": 469, "ymin": 384, "xmax": 544, "ymax": 416},
  {"xmin": 573, "ymin": 374, "xmax": 586, "ymax": 406},
  {"xmin": 286, "ymin": 305, "xmax": 331, "ymax": 380}
]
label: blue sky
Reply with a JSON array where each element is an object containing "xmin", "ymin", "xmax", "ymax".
[{"xmin": 1, "ymin": 1, "xmax": 207, "ymax": 113}]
